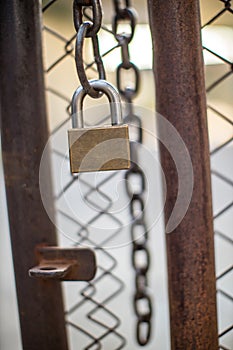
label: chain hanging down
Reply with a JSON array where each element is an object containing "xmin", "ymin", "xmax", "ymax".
[
  {"xmin": 112, "ymin": 0, "xmax": 153, "ymax": 346},
  {"xmin": 73, "ymin": 0, "xmax": 106, "ymax": 98}
]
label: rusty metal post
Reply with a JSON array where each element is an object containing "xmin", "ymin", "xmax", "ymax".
[
  {"xmin": 147, "ymin": 0, "xmax": 218, "ymax": 349},
  {"xmin": 0, "ymin": 1, "xmax": 68, "ymax": 349}
]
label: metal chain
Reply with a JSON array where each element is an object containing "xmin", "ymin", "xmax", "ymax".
[
  {"xmin": 127, "ymin": 164, "xmax": 153, "ymax": 346},
  {"xmin": 112, "ymin": 1, "xmax": 139, "ymax": 103},
  {"xmin": 73, "ymin": 0, "xmax": 106, "ymax": 98},
  {"xmin": 73, "ymin": 0, "xmax": 152, "ymax": 344},
  {"xmin": 112, "ymin": 1, "xmax": 153, "ymax": 345}
]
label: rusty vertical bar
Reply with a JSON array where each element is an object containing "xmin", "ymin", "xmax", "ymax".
[
  {"xmin": 147, "ymin": 0, "xmax": 218, "ymax": 349},
  {"xmin": 0, "ymin": 1, "xmax": 69, "ymax": 350}
]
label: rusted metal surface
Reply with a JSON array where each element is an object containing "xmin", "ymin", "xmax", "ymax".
[
  {"xmin": 29, "ymin": 247, "xmax": 97, "ymax": 281},
  {"xmin": 0, "ymin": 1, "xmax": 68, "ymax": 349},
  {"xmin": 147, "ymin": 0, "xmax": 218, "ymax": 349}
]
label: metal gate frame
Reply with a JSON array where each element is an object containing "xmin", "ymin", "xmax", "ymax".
[
  {"xmin": 0, "ymin": 1, "xmax": 68, "ymax": 349},
  {"xmin": 0, "ymin": 0, "xmax": 219, "ymax": 349},
  {"xmin": 148, "ymin": 0, "xmax": 218, "ymax": 348}
]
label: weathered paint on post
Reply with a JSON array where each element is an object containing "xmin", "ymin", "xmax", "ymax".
[
  {"xmin": 147, "ymin": 0, "xmax": 218, "ymax": 348},
  {"xmin": 0, "ymin": 1, "xmax": 68, "ymax": 349}
]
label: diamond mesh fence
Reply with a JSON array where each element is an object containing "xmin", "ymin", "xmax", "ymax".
[
  {"xmin": 41, "ymin": 1, "xmax": 162, "ymax": 349},
  {"xmin": 201, "ymin": 1, "xmax": 233, "ymax": 349},
  {"xmin": 41, "ymin": 0, "xmax": 232, "ymax": 349}
]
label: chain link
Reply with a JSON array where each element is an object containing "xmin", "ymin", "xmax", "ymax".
[
  {"xmin": 73, "ymin": 0, "xmax": 105, "ymax": 98},
  {"xmin": 73, "ymin": 0, "xmax": 102, "ymax": 37},
  {"xmin": 112, "ymin": 1, "xmax": 140, "ymax": 102},
  {"xmin": 136, "ymin": 319, "xmax": 151, "ymax": 346},
  {"xmin": 117, "ymin": 62, "xmax": 140, "ymax": 101},
  {"xmin": 125, "ymin": 167, "xmax": 145, "ymax": 197},
  {"xmin": 114, "ymin": 0, "xmax": 132, "ymax": 13},
  {"xmin": 112, "ymin": 1, "xmax": 152, "ymax": 345},
  {"xmin": 112, "ymin": 7, "xmax": 136, "ymax": 44}
]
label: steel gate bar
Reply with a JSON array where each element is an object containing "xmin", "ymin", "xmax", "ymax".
[
  {"xmin": 0, "ymin": 1, "xmax": 68, "ymax": 349},
  {"xmin": 147, "ymin": 0, "xmax": 218, "ymax": 349}
]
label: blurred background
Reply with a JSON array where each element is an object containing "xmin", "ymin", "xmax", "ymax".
[{"xmin": 0, "ymin": 0, "xmax": 232, "ymax": 349}]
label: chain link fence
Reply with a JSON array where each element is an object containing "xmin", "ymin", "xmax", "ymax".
[
  {"xmin": 40, "ymin": 0, "xmax": 233, "ymax": 349},
  {"xmin": 42, "ymin": 1, "xmax": 162, "ymax": 349},
  {"xmin": 202, "ymin": 1, "xmax": 233, "ymax": 349}
]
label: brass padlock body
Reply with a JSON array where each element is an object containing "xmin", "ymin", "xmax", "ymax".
[{"xmin": 68, "ymin": 124, "xmax": 130, "ymax": 173}]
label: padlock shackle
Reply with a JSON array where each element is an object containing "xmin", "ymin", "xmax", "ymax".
[{"xmin": 71, "ymin": 80, "xmax": 123, "ymax": 128}]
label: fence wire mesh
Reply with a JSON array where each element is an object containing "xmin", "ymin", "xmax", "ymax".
[
  {"xmin": 41, "ymin": 0, "xmax": 232, "ymax": 349},
  {"xmin": 202, "ymin": 1, "xmax": 233, "ymax": 349},
  {"xmin": 43, "ymin": 15, "xmax": 127, "ymax": 350},
  {"xmin": 42, "ymin": 1, "xmax": 155, "ymax": 349}
]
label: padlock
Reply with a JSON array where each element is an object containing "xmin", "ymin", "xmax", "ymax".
[{"xmin": 68, "ymin": 80, "xmax": 130, "ymax": 173}]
